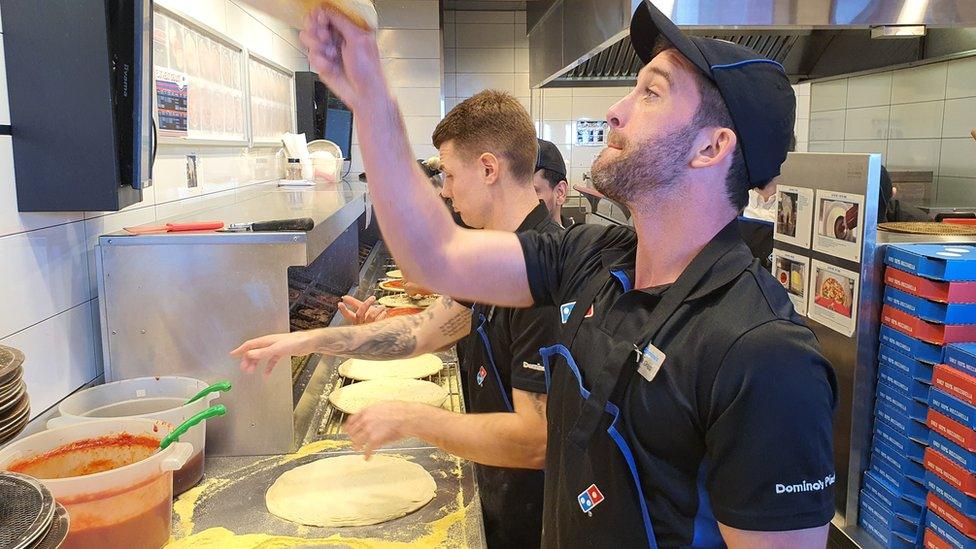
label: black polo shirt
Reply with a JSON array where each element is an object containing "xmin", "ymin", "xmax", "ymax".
[
  {"xmin": 518, "ymin": 222, "xmax": 837, "ymax": 545},
  {"xmin": 461, "ymin": 202, "xmax": 560, "ymax": 406}
]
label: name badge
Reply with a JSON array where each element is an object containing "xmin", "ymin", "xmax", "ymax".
[{"xmin": 636, "ymin": 343, "xmax": 666, "ymax": 382}]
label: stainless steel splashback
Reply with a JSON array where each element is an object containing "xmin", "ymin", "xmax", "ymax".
[{"xmin": 529, "ymin": 0, "xmax": 976, "ymax": 87}]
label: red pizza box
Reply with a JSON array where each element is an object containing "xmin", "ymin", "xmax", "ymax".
[
  {"xmin": 927, "ymin": 447, "xmax": 976, "ymax": 496},
  {"xmin": 929, "ymin": 492, "xmax": 976, "ymax": 539},
  {"xmin": 926, "ymin": 528, "xmax": 955, "ymax": 549},
  {"xmin": 883, "ymin": 305, "xmax": 976, "ymax": 345},
  {"xmin": 887, "ymin": 267, "xmax": 976, "ymax": 304},
  {"xmin": 929, "ymin": 409, "xmax": 976, "ymax": 453},
  {"xmin": 936, "ymin": 364, "xmax": 976, "ymax": 407}
]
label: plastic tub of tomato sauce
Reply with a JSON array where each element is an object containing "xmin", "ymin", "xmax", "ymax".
[
  {"xmin": 46, "ymin": 376, "xmax": 221, "ymax": 495},
  {"xmin": 0, "ymin": 418, "xmax": 192, "ymax": 549}
]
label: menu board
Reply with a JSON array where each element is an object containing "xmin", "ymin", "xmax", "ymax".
[
  {"xmin": 249, "ymin": 56, "xmax": 295, "ymax": 143},
  {"xmin": 153, "ymin": 9, "xmax": 247, "ymax": 142}
]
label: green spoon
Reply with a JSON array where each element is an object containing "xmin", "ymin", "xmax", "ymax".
[
  {"xmin": 185, "ymin": 381, "xmax": 232, "ymax": 405},
  {"xmin": 160, "ymin": 404, "xmax": 227, "ymax": 450}
]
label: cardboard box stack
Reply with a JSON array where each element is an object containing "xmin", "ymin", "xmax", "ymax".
[{"xmin": 863, "ymin": 244, "xmax": 976, "ymax": 548}]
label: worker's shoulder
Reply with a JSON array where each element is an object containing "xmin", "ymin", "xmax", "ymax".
[
  {"xmin": 709, "ymin": 263, "xmax": 814, "ymax": 337},
  {"xmin": 560, "ymin": 222, "xmax": 636, "ymax": 251}
]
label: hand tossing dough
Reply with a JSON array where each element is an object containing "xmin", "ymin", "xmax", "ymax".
[
  {"xmin": 266, "ymin": 454, "xmax": 436, "ymax": 527},
  {"xmin": 329, "ymin": 379, "xmax": 448, "ymax": 414},
  {"xmin": 338, "ymin": 354, "xmax": 444, "ymax": 381}
]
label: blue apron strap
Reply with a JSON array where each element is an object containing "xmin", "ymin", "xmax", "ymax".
[{"xmin": 476, "ymin": 313, "xmax": 514, "ymax": 413}]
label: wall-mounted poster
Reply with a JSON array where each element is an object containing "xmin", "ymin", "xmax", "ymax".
[
  {"xmin": 155, "ymin": 69, "xmax": 188, "ymax": 137},
  {"xmin": 771, "ymin": 249, "xmax": 810, "ymax": 315},
  {"xmin": 808, "ymin": 259, "xmax": 860, "ymax": 337},
  {"xmin": 813, "ymin": 190, "xmax": 865, "ymax": 262},
  {"xmin": 774, "ymin": 185, "xmax": 814, "ymax": 249}
]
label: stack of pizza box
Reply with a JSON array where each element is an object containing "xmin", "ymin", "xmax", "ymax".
[{"xmin": 862, "ymin": 243, "xmax": 976, "ymax": 548}]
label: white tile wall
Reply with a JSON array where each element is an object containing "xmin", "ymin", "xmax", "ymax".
[
  {"xmin": 0, "ymin": 0, "xmax": 315, "ymax": 421},
  {"xmin": 888, "ymin": 101, "xmax": 944, "ymax": 139},
  {"xmin": 846, "ymin": 72, "xmax": 891, "ymax": 109},
  {"xmin": 810, "ymin": 78, "xmax": 848, "ymax": 112},
  {"xmin": 890, "ymin": 62, "xmax": 947, "ymax": 104},
  {"xmin": 376, "ymin": 0, "xmax": 440, "ymax": 30},
  {"xmin": 947, "ymin": 57, "xmax": 976, "ymax": 99},
  {"xmin": 805, "ymin": 53, "xmax": 976, "ymax": 200},
  {"xmin": 2, "ymin": 302, "xmax": 97, "ymax": 420}
]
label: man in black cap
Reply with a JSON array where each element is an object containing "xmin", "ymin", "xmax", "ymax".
[
  {"xmin": 533, "ymin": 138, "xmax": 570, "ymax": 226},
  {"xmin": 293, "ymin": 2, "xmax": 836, "ymax": 546}
]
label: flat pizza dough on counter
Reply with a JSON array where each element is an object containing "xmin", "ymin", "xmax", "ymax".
[
  {"xmin": 385, "ymin": 270, "xmax": 403, "ymax": 279},
  {"xmin": 266, "ymin": 454, "xmax": 436, "ymax": 527},
  {"xmin": 338, "ymin": 354, "xmax": 444, "ymax": 381},
  {"xmin": 329, "ymin": 378, "xmax": 448, "ymax": 414}
]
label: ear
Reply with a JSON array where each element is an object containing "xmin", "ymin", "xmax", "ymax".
[
  {"xmin": 554, "ymin": 180, "xmax": 569, "ymax": 205},
  {"xmin": 689, "ymin": 127, "xmax": 736, "ymax": 170},
  {"xmin": 479, "ymin": 153, "xmax": 500, "ymax": 185}
]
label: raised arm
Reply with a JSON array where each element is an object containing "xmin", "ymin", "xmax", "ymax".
[
  {"xmin": 232, "ymin": 296, "xmax": 471, "ymax": 375},
  {"xmin": 299, "ymin": 8, "xmax": 533, "ymax": 307}
]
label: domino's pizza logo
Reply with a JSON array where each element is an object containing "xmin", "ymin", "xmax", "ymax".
[
  {"xmin": 559, "ymin": 302, "xmax": 595, "ymax": 324},
  {"xmin": 476, "ymin": 366, "xmax": 487, "ymax": 386},
  {"xmin": 578, "ymin": 484, "xmax": 605, "ymax": 514}
]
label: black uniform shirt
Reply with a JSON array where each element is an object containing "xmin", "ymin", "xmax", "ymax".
[
  {"xmin": 518, "ymin": 222, "xmax": 838, "ymax": 545},
  {"xmin": 460, "ymin": 202, "xmax": 561, "ymax": 407}
]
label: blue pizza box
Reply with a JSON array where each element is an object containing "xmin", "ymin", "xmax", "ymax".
[
  {"xmin": 874, "ymin": 454, "xmax": 928, "ymax": 504},
  {"xmin": 886, "ymin": 286, "xmax": 976, "ymax": 325},
  {"xmin": 859, "ymin": 510, "xmax": 916, "ymax": 549},
  {"xmin": 928, "ymin": 508, "xmax": 976, "ymax": 548},
  {"xmin": 874, "ymin": 438, "xmax": 927, "ymax": 483},
  {"xmin": 877, "ymin": 398, "xmax": 931, "ymax": 444},
  {"xmin": 932, "ymin": 432, "xmax": 976, "ymax": 473},
  {"xmin": 860, "ymin": 488, "xmax": 922, "ymax": 539},
  {"xmin": 863, "ymin": 469, "xmax": 925, "ymax": 520},
  {"xmin": 881, "ymin": 344, "xmax": 936, "ymax": 384},
  {"xmin": 928, "ymin": 472, "xmax": 976, "ymax": 519},
  {"xmin": 876, "ymin": 419, "xmax": 928, "ymax": 463},
  {"xmin": 879, "ymin": 375, "xmax": 930, "ymax": 420},
  {"xmin": 947, "ymin": 345, "xmax": 976, "ymax": 379},
  {"xmin": 882, "ymin": 325, "xmax": 946, "ymax": 365},
  {"xmin": 880, "ymin": 357, "xmax": 932, "ymax": 403},
  {"xmin": 932, "ymin": 389, "xmax": 976, "ymax": 431},
  {"xmin": 886, "ymin": 244, "xmax": 976, "ymax": 282}
]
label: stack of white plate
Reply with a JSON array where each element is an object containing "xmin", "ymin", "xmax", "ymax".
[{"xmin": 0, "ymin": 345, "xmax": 29, "ymax": 446}]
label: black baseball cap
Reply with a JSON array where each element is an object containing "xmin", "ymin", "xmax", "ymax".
[
  {"xmin": 535, "ymin": 138, "xmax": 567, "ymax": 179},
  {"xmin": 630, "ymin": 1, "xmax": 795, "ymax": 187}
]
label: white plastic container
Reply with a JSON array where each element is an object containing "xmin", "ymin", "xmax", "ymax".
[
  {"xmin": 47, "ymin": 376, "xmax": 219, "ymax": 494},
  {"xmin": 0, "ymin": 418, "xmax": 192, "ymax": 549}
]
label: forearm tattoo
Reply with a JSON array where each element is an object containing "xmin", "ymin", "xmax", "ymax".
[
  {"xmin": 436, "ymin": 297, "xmax": 471, "ymax": 339},
  {"xmin": 314, "ymin": 314, "xmax": 425, "ymax": 360}
]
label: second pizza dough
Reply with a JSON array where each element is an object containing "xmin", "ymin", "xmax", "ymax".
[
  {"xmin": 266, "ymin": 454, "xmax": 436, "ymax": 527},
  {"xmin": 338, "ymin": 354, "xmax": 444, "ymax": 381},
  {"xmin": 329, "ymin": 378, "xmax": 448, "ymax": 414}
]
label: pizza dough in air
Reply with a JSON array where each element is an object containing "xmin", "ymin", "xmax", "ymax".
[
  {"xmin": 266, "ymin": 454, "xmax": 436, "ymax": 527},
  {"xmin": 338, "ymin": 354, "xmax": 444, "ymax": 381},
  {"xmin": 329, "ymin": 378, "xmax": 448, "ymax": 414}
]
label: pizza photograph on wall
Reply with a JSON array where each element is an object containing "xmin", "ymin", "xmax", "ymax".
[{"xmin": 807, "ymin": 259, "xmax": 860, "ymax": 337}]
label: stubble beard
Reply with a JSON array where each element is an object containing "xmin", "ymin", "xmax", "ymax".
[{"xmin": 591, "ymin": 120, "xmax": 701, "ymax": 205}]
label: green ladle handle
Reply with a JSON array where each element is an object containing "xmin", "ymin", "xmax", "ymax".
[
  {"xmin": 160, "ymin": 404, "xmax": 227, "ymax": 450},
  {"xmin": 185, "ymin": 381, "xmax": 232, "ymax": 405}
]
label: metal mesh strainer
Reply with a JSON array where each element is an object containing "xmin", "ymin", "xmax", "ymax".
[
  {"xmin": 29, "ymin": 502, "xmax": 69, "ymax": 549},
  {"xmin": 0, "ymin": 345, "xmax": 25, "ymax": 385},
  {"xmin": 0, "ymin": 472, "xmax": 56, "ymax": 549}
]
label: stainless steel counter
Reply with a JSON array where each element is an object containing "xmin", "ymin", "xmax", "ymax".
[
  {"xmin": 167, "ymin": 245, "xmax": 486, "ymax": 548},
  {"xmin": 95, "ymin": 182, "xmax": 367, "ymax": 456}
]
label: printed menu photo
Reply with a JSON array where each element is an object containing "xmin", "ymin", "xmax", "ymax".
[
  {"xmin": 808, "ymin": 259, "xmax": 860, "ymax": 337},
  {"xmin": 771, "ymin": 249, "xmax": 810, "ymax": 315},
  {"xmin": 774, "ymin": 185, "xmax": 814, "ymax": 249},
  {"xmin": 812, "ymin": 190, "xmax": 865, "ymax": 262}
]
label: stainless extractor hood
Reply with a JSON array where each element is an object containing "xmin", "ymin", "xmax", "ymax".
[{"xmin": 528, "ymin": 0, "xmax": 976, "ymax": 87}]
